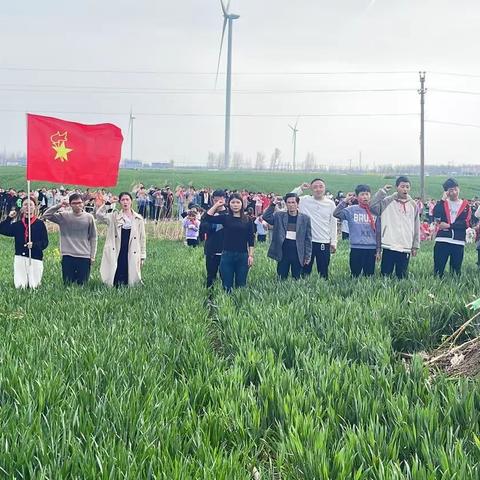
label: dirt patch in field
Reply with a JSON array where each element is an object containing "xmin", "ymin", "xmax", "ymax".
[
  {"xmin": 425, "ymin": 338, "xmax": 480, "ymax": 378},
  {"xmin": 401, "ymin": 309, "xmax": 480, "ymax": 379}
]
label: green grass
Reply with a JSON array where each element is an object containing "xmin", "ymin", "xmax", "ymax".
[
  {"xmin": 2, "ymin": 166, "xmax": 480, "ymax": 198},
  {"xmin": 1, "ymin": 233, "xmax": 480, "ymax": 478}
]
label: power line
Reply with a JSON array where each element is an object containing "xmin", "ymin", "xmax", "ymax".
[
  {"xmin": 0, "ymin": 66, "xmax": 419, "ymax": 76},
  {"xmin": 0, "ymin": 85, "xmax": 416, "ymax": 95},
  {"xmin": 0, "ymin": 108, "xmax": 418, "ymax": 118},
  {"xmin": 429, "ymin": 71, "xmax": 480, "ymax": 79},
  {"xmin": 4, "ymin": 65, "xmax": 480, "ymax": 79},
  {"xmin": 426, "ymin": 119, "xmax": 480, "ymax": 129},
  {"xmin": 430, "ymin": 88, "xmax": 480, "ymax": 96}
]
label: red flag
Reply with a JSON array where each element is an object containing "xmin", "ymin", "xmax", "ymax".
[{"xmin": 27, "ymin": 114, "xmax": 123, "ymax": 187}]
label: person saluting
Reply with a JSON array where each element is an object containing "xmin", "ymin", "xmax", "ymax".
[{"xmin": 0, "ymin": 197, "xmax": 48, "ymax": 288}]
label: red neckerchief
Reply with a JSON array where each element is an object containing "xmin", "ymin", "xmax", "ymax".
[
  {"xmin": 359, "ymin": 203, "xmax": 376, "ymax": 232},
  {"xmin": 443, "ymin": 199, "xmax": 468, "ymax": 226},
  {"xmin": 395, "ymin": 198, "xmax": 408, "ymax": 214},
  {"xmin": 21, "ymin": 216, "xmax": 37, "ymax": 242}
]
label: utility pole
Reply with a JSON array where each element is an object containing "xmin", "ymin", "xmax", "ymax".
[
  {"xmin": 359, "ymin": 150, "xmax": 362, "ymax": 171},
  {"xmin": 419, "ymin": 71, "xmax": 426, "ymax": 200}
]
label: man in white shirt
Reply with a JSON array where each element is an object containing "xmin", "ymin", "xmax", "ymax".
[{"xmin": 292, "ymin": 178, "xmax": 337, "ymax": 279}]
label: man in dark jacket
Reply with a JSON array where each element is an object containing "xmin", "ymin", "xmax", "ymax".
[
  {"xmin": 263, "ymin": 193, "xmax": 312, "ymax": 280},
  {"xmin": 5, "ymin": 189, "xmax": 18, "ymax": 214},
  {"xmin": 200, "ymin": 189, "xmax": 227, "ymax": 287},
  {"xmin": 0, "ymin": 189, "xmax": 7, "ymax": 218},
  {"xmin": 433, "ymin": 178, "xmax": 471, "ymax": 276}
]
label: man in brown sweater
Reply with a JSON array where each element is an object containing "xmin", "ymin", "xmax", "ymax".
[{"xmin": 43, "ymin": 193, "xmax": 97, "ymax": 285}]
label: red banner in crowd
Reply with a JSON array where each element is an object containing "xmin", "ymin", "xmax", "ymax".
[{"xmin": 27, "ymin": 114, "xmax": 123, "ymax": 187}]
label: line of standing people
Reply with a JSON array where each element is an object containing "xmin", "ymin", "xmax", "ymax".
[
  {"xmin": 198, "ymin": 175, "xmax": 474, "ymax": 292},
  {"xmin": 0, "ymin": 192, "xmax": 146, "ymax": 289},
  {"xmin": 1, "ymin": 175, "xmax": 474, "ymax": 291}
]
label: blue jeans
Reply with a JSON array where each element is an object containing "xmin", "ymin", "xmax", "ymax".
[
  {"xmin": 219, "ymin": 251, "xmax": 249, "ymax": 292},
  {"xmin": 177, "ymin": 201, "xmax": 184, "ymax": 219}
]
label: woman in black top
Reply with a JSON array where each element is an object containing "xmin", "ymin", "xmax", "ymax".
[
  {"xmin": 205, "ymin": 193, "xmax": 255, "ymax": 292},
  {"xmin": 0, "ymin": 197, "xmax": 48, "ymax": 289}
]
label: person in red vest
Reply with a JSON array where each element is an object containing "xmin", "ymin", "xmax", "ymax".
[{"xmin": 433, "ymin": 178, "xmax": 471, "ymax": 276}]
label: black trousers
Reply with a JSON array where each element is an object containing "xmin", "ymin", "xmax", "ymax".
[
  {"xmin": 154, "ymin": 206, "xmax": 162, "ymax": 221},
  {"xmin": 257, "ymin": 234, "xmax": 267, "ymax": 242},
  {"xmin": 380, "ymin": 249, "xmax": 410, "ymax": 279},
  {"xmin": 62, "ymin": 255, "xmax": 91, "ymax": 285},
  {"xmin": 303, "ymin": 242, "xmax": 330, "ymax": 279},
  {"xmin": 350, "ymin": 248, "xmax": 376, "ymax": 277},
  {"xmin": 206, "ymin": 254, "xmax": 222, "ymax": 288},
  {"xmin": 434, "ymin": 242, "xmax": 464, "ymax": 276},
  {"xmin": 114, "ymin": 228, "xmax": 130, "ymax": 286},
  {"xmin": 277, "ymin": 242, "xmax": 302, "ymax": 280},
  {"xmin": 187, "ymin": 238, "xmax": 199, "ymax": 247}
]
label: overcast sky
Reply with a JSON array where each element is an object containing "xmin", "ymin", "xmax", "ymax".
[{"xmin": 1, "ymin": 0, "xmax": 480, "ymax": 168}]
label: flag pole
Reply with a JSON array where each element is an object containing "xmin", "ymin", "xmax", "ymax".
[
  {"xmin": 27, "ymin": 181, "xmax": 32, "ymax": 267},
  {"xmin": 25, "ymin": 113, "xmax": 32, "ymax": 269}
]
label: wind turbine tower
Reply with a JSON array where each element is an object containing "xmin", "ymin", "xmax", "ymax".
[
  {"xmin": 289, "ymin": 120, "xmax": 299, "ymax": 172},
  {"xmin": 216, "ymin": 0, "xmax": 240, "ymax": 169},
  {"xmin": 128, "ymin": 109, "xmax": 136, "ymax": 163}
]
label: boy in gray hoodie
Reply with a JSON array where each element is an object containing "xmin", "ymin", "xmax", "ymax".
[{"xmin": 334, "ymin": 184, "xmax": 380, "ymax": 277}]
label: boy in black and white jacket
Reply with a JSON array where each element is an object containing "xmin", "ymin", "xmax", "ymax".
[{"xmin": 433, "ymin": 178, "xmax": 471, "ymax": 276}]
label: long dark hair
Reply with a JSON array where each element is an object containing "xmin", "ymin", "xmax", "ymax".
[{"xmin": 227, "ymin": 193, "xmax": 248, "ymax": 221}]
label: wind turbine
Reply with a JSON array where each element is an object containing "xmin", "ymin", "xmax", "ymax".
[
  {"xmin": 215, "ymin": 0, "xmax": 240, "ymax": 169},
  {"xmin": 289, "ymin": 120, "xmax": 299, "ymax": 172},
  {"xmin": 127, "ymin": 107, "xmax": 135, "ymax": 163}
]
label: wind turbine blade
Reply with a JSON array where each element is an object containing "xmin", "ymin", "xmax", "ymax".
[
  {"xmin": 215, "ymin": 17, "xmax": 228, "ymax": 88},
  {"xmin": 288, "ymin": 124, "xmax": 294, "ymax": 130},
  {"xmin": 220, "ymin": 0, "xmax": 228, "ymax": 16}
]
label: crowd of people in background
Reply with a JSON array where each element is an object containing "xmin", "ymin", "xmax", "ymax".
[
  {"xmin": 1, "ymin": 176, "xmax": 480, "ymax": 291},
  {"xmin": 0, "ymin": 185, "xmax": 279, "ymax": 222}
]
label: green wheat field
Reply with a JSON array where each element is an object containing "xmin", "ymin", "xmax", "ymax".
[
  {"xmin": 2, "ymin": 166, "xmax": 480, "ymax": 199},
  {"xmin": 1, "ymin": 167, "xmax": 480, "ymax": 478},
  {"xmin": 1, "ymin": 234, "xmax": 480, "ymax": 478}
]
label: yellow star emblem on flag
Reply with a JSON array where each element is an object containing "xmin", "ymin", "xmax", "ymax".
[{"xmin": 50, "ymin": 131, "xmax": 73, "ymax": 162}]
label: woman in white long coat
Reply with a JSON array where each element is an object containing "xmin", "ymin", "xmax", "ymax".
[{"xmin": 96, "ymin": 192, "xmax": 146, "ymax": 287}]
